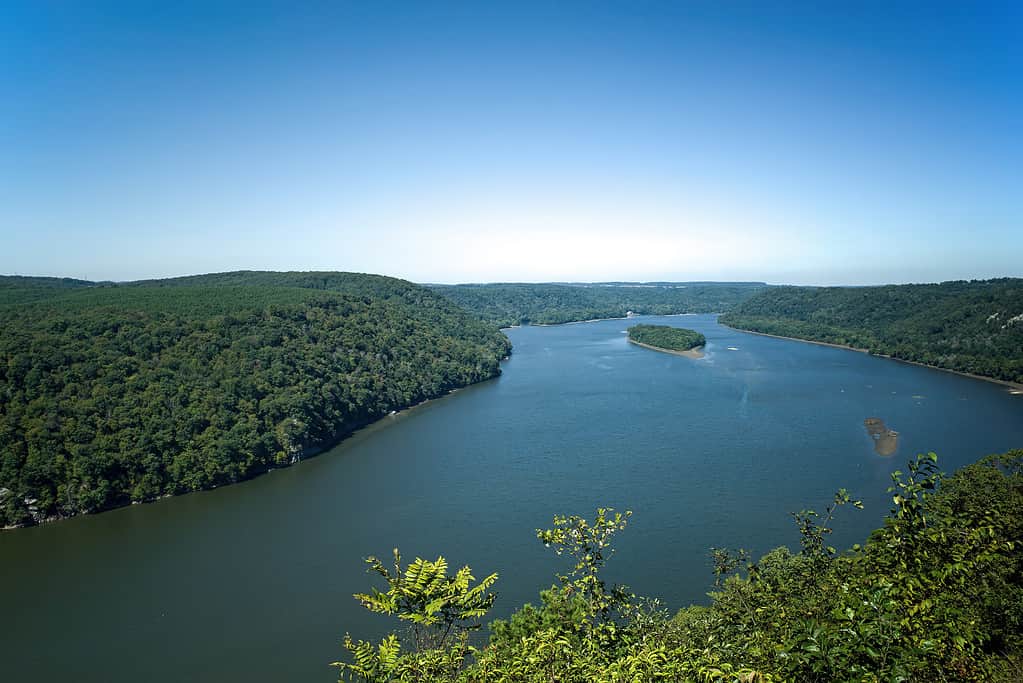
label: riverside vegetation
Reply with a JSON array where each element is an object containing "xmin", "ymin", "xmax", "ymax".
[
  {"xmin": 720, "ymin": 279, "xmax": 1023, "ymax": 385},
  {"xmin": 0, "ymin": 272, "xmax": 510, "ymax": 527},
  {"xmin": 3, "ymin": 272, "xmax": 1022, "ymax": 680},
  {"xmin": 627, "ymin": 324, "xmax": 706, "ymax": 353},
  {"xmin": 430, "ymin": 282, "xmax": 766, "ymax": 328},
  {"xmin": 335, "ymin": 451, "xmax": 1023, "ymax": 682}
]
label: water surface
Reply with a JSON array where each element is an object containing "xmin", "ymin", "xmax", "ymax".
[{"xmin": 3, "ymin": 315, "xmax": 1021, "ymax": 682}]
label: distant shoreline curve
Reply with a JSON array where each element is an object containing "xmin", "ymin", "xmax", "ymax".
[
  {"xmin": 499, "ymin": 312, "xmax": 707, "ymax": 330},
  {"xmin": 721, "ymin": 323, "xmax": 1023, "ymax": 393},
  {"xmin": 526, "ymin": 316, "xmax": 629, "ymax": 327}
]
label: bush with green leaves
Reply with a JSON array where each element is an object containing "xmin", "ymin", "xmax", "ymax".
[
  {"xmin": 333, "ymin": 549, "xmax": 498, "ymax": 682},
  {"xmin": 334, "ymin": 451, "xmax": 1023, "ymax": 682}
]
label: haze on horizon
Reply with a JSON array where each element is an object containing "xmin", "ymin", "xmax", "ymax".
[{"xmin": 2, "ymin": 1, "xmax": 1020, "ymax": 287}]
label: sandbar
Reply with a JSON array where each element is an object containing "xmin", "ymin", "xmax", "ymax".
[{"xmin": 628, "ymin": 339, "xmax": 705, "ymax": 359}]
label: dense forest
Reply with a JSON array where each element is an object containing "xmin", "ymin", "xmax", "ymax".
[
  {"xmin": 627, "ymin": 324, "xmax": 706, "ymax": 352},
  {"xmin": 0, "ymin": 272, "xmax": 511, "ymax": 527},
  {"xmin": 720, "ymin": 279, "xmax": 1023, "ymax": 385},
  {"xmin": 335, "ymin": 450, "xmax": 1023, "ymax": 682},
  {"xmin": 430, "ymin": 282, "xmax": 766, "ymax": 327}
]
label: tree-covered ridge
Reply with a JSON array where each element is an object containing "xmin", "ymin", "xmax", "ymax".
[
  {"xmin": 0, "ymin": 273, "xmax": 511, "ymax": 527},
  {"xmin": 336, "ymin": 451, "xmax": 1023, "ymax": 682},
  {"xmin": 133, "ymin": 270, "xmax": 436, "ymax": 303},
  {"xmin": 720, "ymin": 278, "xmax": 1023, "ymax": 384},
  {"xmin": 627, "ymin": 324, "xmax": 706, "ymax": 352},
  {"xmin": 0, "ymin": 275, "xmax": 96, "ymax": 307},
  {"xmin": 430, "ymin": 282, "xmax": 766, "ymax": 327}
]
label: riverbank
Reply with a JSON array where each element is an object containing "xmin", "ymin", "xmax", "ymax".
[
  {"xmin": 530, "ymin": 315, "xmax": 630, "ymax": 327},
  {"xmin": 628, "ymin": 338, "xmax": 705, "ymax": 359},
  {"xmin": 722, "ymin": 324, "xmax": 1023, "ymax": 393},
  {"xmin": 498, "ymin": 312, "xmax": 708, "ymax": 330},
  {"xmin": 1, "ymin": 367, "xmax": 508, "ymax": 531}
]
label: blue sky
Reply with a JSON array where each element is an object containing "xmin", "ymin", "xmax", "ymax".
[{"xmin": 1, "ymin": 1, "xmax": 1020, "ymax": 285}]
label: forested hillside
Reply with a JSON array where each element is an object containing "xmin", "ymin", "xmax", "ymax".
[
  {"xmin": 720, "ymin": 279, "xmax": 1023, "ymax": 384},
  {"xmin": 430, "ymin": 282, "xmax": 766, "ymax": 327},
  {"xmin": 0, "ymin": 275, "xmax": 95, "ymax": 305},
  {"xmin": 0, "ymin": 272, "xmax": 511, "ymax": 527},
  {"xmin": 336, "ymin": 451, "xmax": 1023, "ymax": 682}
]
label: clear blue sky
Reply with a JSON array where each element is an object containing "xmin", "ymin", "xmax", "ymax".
[{"xmin": 1, "ymin": 1, "xmax": 1020, "ymax": 285}]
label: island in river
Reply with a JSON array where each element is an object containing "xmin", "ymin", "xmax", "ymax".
[{"xmin": 627, "ymin": 324, "xmax": 706, "ymax": 358}]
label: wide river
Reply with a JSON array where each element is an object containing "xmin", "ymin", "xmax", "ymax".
[{"xmin": 3, "ymin": 315, "xmax": 1022, "ymax": 682}]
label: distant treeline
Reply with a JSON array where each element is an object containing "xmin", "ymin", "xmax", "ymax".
[
  {"xmin": 720, "ymin": 279, "xmax": 1023, "ymax": 384},
  {"xmin": 430, "ymin": 282, "xmax": 766, "ymax": 327},
  {"xmin": 627, "ymin": 324, "xmax": 706, "ymax": 352},
  {"xmin": 0, "ymin": 272, "xmax": 510, "ymax": 527}
]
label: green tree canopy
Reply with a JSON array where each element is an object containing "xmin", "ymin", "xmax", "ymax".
[
  {"xmin": 720, "ymin": 278, "xmax": 1023, "ymax": 384},
  {"xmin": 0, "ymin": 272, "xmax": 511, "ymax": 526}
]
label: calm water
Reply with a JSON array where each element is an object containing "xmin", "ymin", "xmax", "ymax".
[{"xmin": 3, "ymin": 315, "xmax": 1022, "ymax": 682}]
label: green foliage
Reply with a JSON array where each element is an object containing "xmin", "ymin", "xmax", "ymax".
[
  {"xmin": 334, "ymin": 633, "xmax": 401, "ymax": 683},
  {"xmin": 333, "ymin": 549, "xmax": 497, "ymax": 682},
  {"xmin": 431, "ymin": 282, "xmax": 767, "ymax": 327},
  {"xmin": 790, "ymin": 488, "xmax": 863, "ymax": 570},
  {"xmin": 710, "ymin": 547, "xmax": 749, "ymax": 587},
  {"xmin": 694, "ymin": 451, "xmax": 1023, "ymax": 681},
  {"xmin": 335, "ymin": 451, "xmax": 1023, "ymax": 681},
  {"xmin": 719, "ymin": 278, "xmax": 1023, "ymax": 384},
  {"xmin": 334, "ymin": 630, "xmax": 482, "ymax": 683},
  {"xmin": 0, "ymin": 272, "xmax": 511, "ymax": 526},
  {"xmin": 627, "ymin": 324, "xmax": 706, "ymax": 352},
  {"xmin": 536, "ymin": 507, "xmax": 634, "ymax": 625},
  {"xmin": 353, "ymin": 549, "xmax": 498, "ymax": 651},
  {"xmin": 484, "ymin": 587, "xmax": 590, "ymax": 661}
]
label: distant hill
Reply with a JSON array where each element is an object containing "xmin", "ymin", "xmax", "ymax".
[
  {"xmin": 429, "ymin": 282, "xmax": 767, "ymax": 327},
  {"xmin": 720, "ymin": 278, "xmax": 1023, "ymax": 384},
  {"xmin": 0, "ymin": 272, "xmax": 510, "ymax": 526},
  {"xmin": 0, "ymin": 276, "xmax": 97, "ymax": 306}
]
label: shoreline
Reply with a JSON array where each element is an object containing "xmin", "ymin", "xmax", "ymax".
[
  {"xmin": 722, "ymin": 324, "xmax": 1023, "ymax": 393},
  {"xmin": 530, "ymin": 315, "xmax": 629, "ymax": 327},
  {"xmin": 500, "ymin": 312, "xmax": 708, "ymax": 330},
  {"xmin": 628, "ymin": 338, "xmax": 705, "ymax": 359},
  {"xmin": 2, "ymin": 366, "xmax": 508, "ymax": 531}
]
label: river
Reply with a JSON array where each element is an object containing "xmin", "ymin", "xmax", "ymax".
[{"xmin": 2, "ymin": 315, "xmax": 1021, "ymax": 682}]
